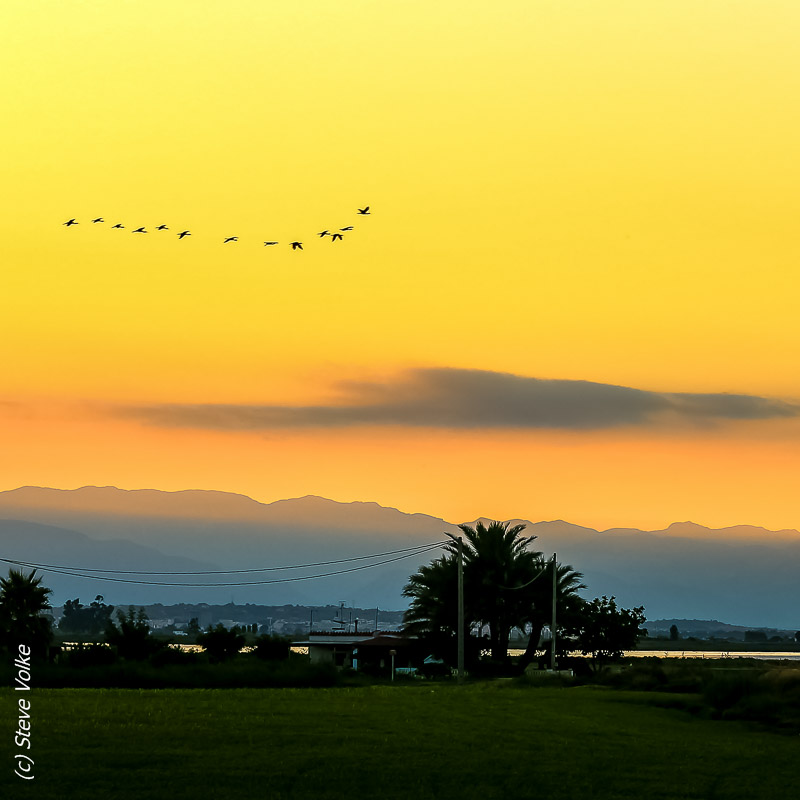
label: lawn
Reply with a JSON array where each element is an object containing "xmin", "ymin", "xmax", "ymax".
[{"xmin": 1, "ymin": 683, "xmax": 797, "ymax": 799}]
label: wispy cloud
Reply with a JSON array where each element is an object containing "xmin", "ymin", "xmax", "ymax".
[{"xmin": 118, "ymin": 368, "xmax": 800, "ymax": 432}]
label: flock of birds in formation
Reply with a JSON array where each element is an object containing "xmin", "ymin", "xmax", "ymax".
[{"xmin": 61, "ymin": 207, "xmax": 371, "ymax": 250}]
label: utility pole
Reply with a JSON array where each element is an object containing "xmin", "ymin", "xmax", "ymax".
[
  {"xmin": 444, "ymin": 532, "xmax": 465, "ymax": 682},
  {"xmin": 551, "ymin": 553, "xmax": 557, "ymax": 671}
]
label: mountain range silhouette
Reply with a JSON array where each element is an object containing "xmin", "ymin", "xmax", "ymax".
[{"xmin": 0, "ymin": 486, "xmax": 798, "ymax": 627}]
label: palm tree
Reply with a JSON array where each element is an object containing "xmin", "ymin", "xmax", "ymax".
[
  {"xmin": 403, "ymin": 520, "xmax": 583, "ymax": 663},
  {"xmin": 458, "ymin": 520, "xmax": 542, "ymax": 660},
  {"xmin": 515, "ymin": 560, "xmax": 585, "ymax": 669},
  {"xmin": 0, "ymin": 568, "xmax": 54, "ymax": 656},
  {"xmin": 403, "ymin": 554, "xmax": 459, "ymax": 640}
]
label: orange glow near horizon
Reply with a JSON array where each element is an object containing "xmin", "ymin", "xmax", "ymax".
[
  {"xmin": 3, "ymin": 404, "xmax": 800, "ymax": 533},
  {"xmin": 3, "ymin": 1, "xmax": 800, "ymax": 532}
]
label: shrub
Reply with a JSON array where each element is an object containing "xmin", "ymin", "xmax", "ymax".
[
  {"xmin": 149, "ymin": 646, "xmax": 200, "ymax": 668},
  {"xmin": 63, "ymin": 643, "xmax": 117, "ymax": 668},
  {"xmin": 105, "ymin": 607, "xmax": 164, "ymax": 660},
  {"xmin": 253, "ymin": 634, "xmax": 291, "ymax": 661},
  {"xmin": 197, "ymin": 624, "xmax": 246, "ymax": 663}
]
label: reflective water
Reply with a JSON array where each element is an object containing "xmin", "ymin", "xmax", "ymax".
[
  {"xmin": 507, "ymin": 648, "xmax": 800, "ymax": 661},
  {"xmin": 153, "ymin": 644, "xmax": 800, "ymax": 661}
]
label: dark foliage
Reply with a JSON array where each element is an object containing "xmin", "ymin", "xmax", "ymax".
[
  {"xmin": 0, "ymin": 655, "xmax": 341, "ymax": 689},
  {"xmin": 0, "ymin": 568, "xmax": 54, "ymax": 657},
  {"xmin": 253, "ymin": 633, "xmax": 291, "ymax": 661},
  {"xmin": 669, "ymin": 624, "xmax": 679, "ymax": 641},
  {"xmin": 105, "ymin": 607, "xmax": 164, "ymax": 660},
  {"xmin": 197, "ymin": 624, "xmax": 246, "ymax": 662},
  {"xmin": 62, "ymin": 642, "xmax": 118, "ymax": 668},
  {"xmin": 149, "ymin": 646, "xmax": 200, "ymax": 668},
  {"xmin": 403, "ymin": 520, "xmax": 584, "ymax": 666},
  {"xmin": 59, "ymin": 595, "xmax": 115, "ymax": 637},
  {"xmin": 574, "ymin": 596, "xmax": 646, "ymax": 669}
]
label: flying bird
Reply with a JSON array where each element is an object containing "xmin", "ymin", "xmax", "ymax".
[
  {"xmin": 112, "ymin": 223, "xmax": 124, "ymax": 229},
  {"xmin": 264, "ymin": 241, "xmax": 278, "ymax": 246},
  {"xmin": 62, "ymin": 219, "xmax": 78, "ymax": 226},
  {"xmin": 155, "ymin": 224, "xmax": 168, "ymax": 231},
  {"xmin": 132, "ymin": 227, "xmax": 147, "ymax": 233},
  {"xmin": 340, "ymin": 226, "xmax": 353, "ymax": 231},
  {"xmin": 91, "ymin": 218, "xmax": 104, "ymax": 223},
  {"xmin": 331, "ymin": 233, "xmax": 343, "ymax": 241},
  {"xmin": 317, "ymin": 230, "xmax": 330, "ymax": 237},
  {"xmin": 223, "ymin": 237, "xmax": 238, "ymax": 243},
  {"xmin": 290, "ymin": 241, "xmax": 303, "ymax": 250},
  {"xmin": 357, "ymin": 206, "xmax": 370, "ymax": 215},
  {"xmin": 177, "ymin": 231, "xmax": 191, "ymax": 239}
]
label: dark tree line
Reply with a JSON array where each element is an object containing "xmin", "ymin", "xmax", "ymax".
[{"xmin": 402, "ymin": 520, "xmax": 646, "ymax": 670}]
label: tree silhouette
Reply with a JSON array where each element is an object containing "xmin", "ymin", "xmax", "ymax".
[
  {"xmin": 403, "ymin": 520, "xmax": 583, "ymax": 663},
  {"xmin": 0, "ymin": 568, "xmax": 53, "ymax": 657},
  {"xmin": 575, "ymin": 596, "xmax": 646, "ymax": 670},
  {"xmin": 105, "ymin": 607, "xmax": 162, "ymax": 660},
  {"xmin": 197, "ymin": 624, "xmax": 246, "ymax": 663},
  {"xmin": 59, "ymin": 595, "xmax": 115, "ymax": 637},
  {"xmin": 253, "ymin": 633, "xmax": 291, "ymax": 661},
  {"xmin": 516, "ymin": 559, "xmax": 585, "ymax": 669}
]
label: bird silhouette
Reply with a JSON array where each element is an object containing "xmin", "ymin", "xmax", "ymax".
[
  {"xmin": 132, "ymin": 227, "xmax": 147, "ymax": 233},
  {"xmin": 155, "ymin": 224, "xmax": 168, "ymax": 231},
  {"xmin": 290, "ymin": 241, "xmax": 303, "ymax": 250},
  {"xmin": 91, "ymin": 218, "xmax": 104, "ymax": 223},
  {"xmin": 331, "ymin": 233, "xmax": 343, "ymax": 241},
  {"xmin": 63, "ymin": 219, "xmax": 78, "ymax": 226},
  {"xmin": 317, "ymin": 230, "xmax": 330, "ymax": 237},
  {"xmin": 112, "ymin": 223, "xmax": 124, "ymax": 229},
  {"xmin": 177, "ymin": 231, "xmax": 191, "ymax": 239},
  {"xmin": 357, "ymin": 207, "xmax": 370, "ymax": 215},
  {"xmin": 340, "ymin": 226, "xmax": 353, "ymax": 231},
  {"xmin": 223, "ymin": 237, "xmax": 238, "ymax": 243},
  {"xmin": 264, "ymin": 241, "xmax": 278, "ymax": 246}
]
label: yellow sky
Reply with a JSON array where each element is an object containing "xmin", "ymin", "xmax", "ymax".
[{"xmin": 2, "ymin": 1, "xmax": 800, "ymax": 530}]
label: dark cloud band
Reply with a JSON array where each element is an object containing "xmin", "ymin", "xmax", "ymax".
[{"xmin": 119, "ymin": 368, "xmax": 800, "ymax": 432}]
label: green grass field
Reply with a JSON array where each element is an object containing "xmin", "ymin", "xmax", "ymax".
[{"xmin": 2, "ymin": 683, "xmax": 798, "ymax": 800}]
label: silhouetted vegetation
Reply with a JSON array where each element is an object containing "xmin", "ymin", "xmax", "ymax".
[
  {"xmin": 403, "ymin": 520, "xmax": 585, "ymax": 667},
  {"xmin": 196, "ymin": 623, "xmax": 246, "ymax": 662},
  {"xmin": 0, "ymin": 568, "xmax": 53, "ymax": 657},
  {"xmin": 253, "ymin": 633, "xmax": 291, "ymax": 661},
  {"xmin": 402, "ymin": 522, "xmax": 650, "ymax": 674},
  {"xmin": 548, "ymin": 657, "xmax": 800, "ymax": 733},
  {"xmin": 59, "ymin": 595, "xmax": 115, "ymax": 637},
  {"xmin": 105, "ymin": 606, "xmax": 164, "ymax": 660},
  {"xmin": 574, "ymin": 596, "xmax": 647, "ymax": 670}
]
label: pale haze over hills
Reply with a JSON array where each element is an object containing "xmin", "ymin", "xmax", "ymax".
[{"xmin": 1, "ymin": 486, "xmax": 798, "ymax": 628}]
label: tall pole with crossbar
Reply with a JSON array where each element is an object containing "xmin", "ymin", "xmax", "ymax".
[
  {"xmin": 444, "ymin": 532, "xmax": 465, "ymax": 682},
  {"xmin": 551, "ymin": 553, "xmax": 557, "ymax": 671}
]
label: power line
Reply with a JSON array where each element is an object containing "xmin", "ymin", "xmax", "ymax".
[
  {"xmin": 0, "ymin": 543, "xmax": 446, "ymax": 587},
  {"xmin": 1, "ymin": 541, "xmax": 445, "ymax": 575},
  {"xmin": 498, "ymin": 563, "xmax": 551, "ymax": 591}
]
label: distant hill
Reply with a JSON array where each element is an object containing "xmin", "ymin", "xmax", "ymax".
[
  {"xmin": 1, "ymin": 486, "xmax": 799, "ymax": 627},
  {"xmin": 645, "ymin": 618, "xmax": 797, "ymax": 637},
  {"xmin": 0, "ymin": 519, "xmax": 228, "ymax": 605}
]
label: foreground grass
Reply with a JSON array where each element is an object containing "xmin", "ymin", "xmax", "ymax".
[{"xmin": 1, "ymin": 684, "xmax": 798, "ymax": 800}]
